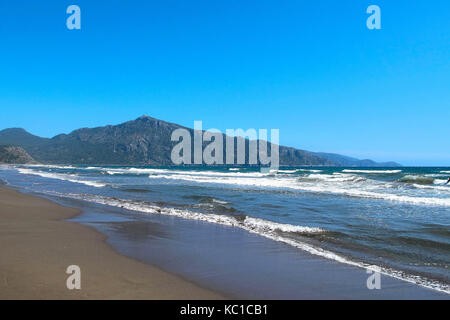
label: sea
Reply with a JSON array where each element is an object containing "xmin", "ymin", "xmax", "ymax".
[{"xmin": 1, "ymin": 164, "xmax": 449, "ymax": 298}]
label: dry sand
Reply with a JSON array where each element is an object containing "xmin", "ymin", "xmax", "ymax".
[{"xmin": 0, "ymin": 187, "xmax": 223, "ymax": 299}]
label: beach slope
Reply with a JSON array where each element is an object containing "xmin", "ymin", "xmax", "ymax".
[{"xmin": 0, "ymin": 187, "xmax": 222, "ymax": 299}]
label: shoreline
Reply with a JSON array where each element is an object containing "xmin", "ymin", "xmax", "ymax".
[
  {"xmin": 0, "ymin": 172, "xmax": 448, "ymax": 300},
  {"xmin": 0, "ymin": 186, "xmax": 224, "ymax": 299}
]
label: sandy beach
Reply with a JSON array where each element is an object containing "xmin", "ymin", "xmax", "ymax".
[{"xmin": 0, "ymin": 186, "xmax": 223, "ymax": 300}]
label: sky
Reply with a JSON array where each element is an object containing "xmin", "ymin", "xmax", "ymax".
[{"xmin": 0, "ymin": 1, "xmax": 449, "ymax": 166}]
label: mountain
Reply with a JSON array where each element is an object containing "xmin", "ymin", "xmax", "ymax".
[
  {"xmin": 0, "ymin": 145, "xmax": 36, "ymax": 164},
  {"xmin": 316, "ymin": 153, "xmax": 401, "ymax": 167},
  {"xmin": 0, "ymin": 116, "xmax": 401, "ymax": 167},
  {"xmin": 0, "ymin": 128, "xmax": 49, "ymax": 147}
]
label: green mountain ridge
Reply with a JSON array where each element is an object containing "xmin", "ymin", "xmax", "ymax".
[{"xmin": 0, "ymin": 116, "xmax": 401, "ymax": 167}]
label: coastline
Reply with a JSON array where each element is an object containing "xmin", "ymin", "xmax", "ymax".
[
  {"xmin": 0, "ymin": 169, "xmax": 448, "ymax": 300},
  {"xmin": 0, "ymin": 186, "xmax": 224, "ymax": 300}
]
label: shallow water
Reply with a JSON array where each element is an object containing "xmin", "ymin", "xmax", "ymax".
[{"xmin": 1, "ymin": 165, "xmax": 449, "ymax": 295}]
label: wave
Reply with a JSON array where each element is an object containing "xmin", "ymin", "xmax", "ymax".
[
  {"xmin": 244, "ymin": 217, "xmax": 323, "ymax": 233},
  {"xmin": 183, "ymin": 195, "xmax": 229, "ymax": 205},
  {"xmin": 84, "ymin": 167, "xmax": 318, "ymax": 178},
  {"xmin": 277, "ymin": 169, "xmax": 323, "ymax": 174},
  {"xmin": 16, "ymin": 168, "xmax": 106, "ymax": 188},
  {"xmin": 16, "ymin": 166, "xmax": 450, "ymax": 207},
  {"xmin": 106, "ymin": 170, "xmax": 127, "ymax": 175},
  {"xmin": 399, "ymin": 175, "xmax": 436, "ymax": 185},
  {"xmin": 342, "ymin": 169, "xmax": 402, "ymax": 174},
  {"xmin": 101, "ymin": 167, "xmax": 269, "ymax": 178},
  {"xmin": 425, "ymin": 173, "xmax": 448, "ymax": 178},
  {"xmin": 42, "ymin": 191, "xmax": 450, "ymax": 294},
  {"xmin": 121, "ymin": 188, "xmax": 153, "ymax": 193},
  {"xmin": 183, "ymin": 195, "xmax": 237, "ymax": 213},
  {"xmin": 413, "ymin": 184, "xmax": 450, "ymax": 192},
  {"xmin": 290, "ymin": 183, "xmax": 450, "ymax": 207},
  {"xmin": 301, "ymin": 173, "xmax": 366, "ymax": 183},
  {"xmin": 51, "ymin": 192, "xmax": 324, "ymax": 236},
  {"xmin": 24, "ymin": 164, "xmax": 76, "ymax": 170},
  {"xmin": 147, "ymin": 173, "xmax": 450, "ymax": 207},
  {"xmin": 277, "ymin": 169, "xmax": 298, "ymax": 174},
  {"xmin": 440, "ymin": 171, "xmax": 450, "ymax": 174},
  {"xmin": 297, "ymin": 169, "xmax": 323, "ymax": 173}
]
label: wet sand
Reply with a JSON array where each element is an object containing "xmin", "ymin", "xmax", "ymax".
[
  {"xmin": 1, "ymin": 184, "xmax": 448, "ymax": 300},
  {"xmin": 0, "ymin": 186, "xmax": 223, "ymax": 299}
]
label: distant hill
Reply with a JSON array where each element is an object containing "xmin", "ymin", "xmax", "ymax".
[
  {"xmin": 0, "ymin": 145, "xmax": 35, "ymax": 164},
  {"xmin": 0, "ymin": 116, "xmax": 401, "ymax": 167},
  {"xmin": 316, "ymin": 152, "xmax": 401, "ymax": 167}
]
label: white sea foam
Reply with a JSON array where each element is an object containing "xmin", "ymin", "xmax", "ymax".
[
  {"xmin": 16, "ymin": 166, "xmax": 450, "ymax": 207},
  {"xmin": 106, "ymin": 170, "xmax": 126, "ymax": 175},
  {"xmin": 146, "ymin": 172, "xmax": 450, "ymax": 207},
  {"xmin": 243, "ymin": 217, "xmax": 323, "ymax": 233},
  {"xmin": 440, "ymin": 171, "xmax": 450, "ymax": 174},
  {"xmin": 51, "ymin": 192, "xmax": 323, "ymax": 236},
  {"xmin": 425, "ymin": 173, "xmax": 448, "ymax": 178},
  {"xmin": 305, "ymin": 173, "xmax": 365, "ymax": 182},
  {"xmin": 413, "ymin": 184, "xmax": 450, "ymax": 192},
  {"xmin": 17, "ymin": 168, "xmax": 106, "ymax": 188},
  {"xmin": 100, "ymin": 167, "xmax": 266, "ymax": 178},
  {"xmin": 41, "ymin": 191, "xmax": 450, "ymax": 294},
  {"xmin": 211, "ymin": 198, "xmax": 229, "ymax": 205},
  {"xmin": 398, "ymin": 175, "xmax": 444, "ymax": 185},
  {"xmin": 297, "ymin": 169, "xmax": 323, "ymax": 173},
  {"xmin": 25, "ymin": 164, "xmax": 76, "ymax": 170},
  {"xmin": 342, "ymin": 169, "xmax": 402, "ymax": 174}
]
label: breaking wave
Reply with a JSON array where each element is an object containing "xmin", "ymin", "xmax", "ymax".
[
  {"xmin": 342, "ymin": 169, "xmax": 402, "ymax": 174},
  {"xmin": 399, "ymin": 175, "xmax": 437, "ymax": 185},
  {"xmin": 146, "ymin": 172, "xmax": 450, "ymax": 207},
  {"xmin": 297, "ymin": 169, "xmax": 323, "ymax": 173},
  {"xmin": 16, "ymin": 168, "xmax": 106, "ymax": 188}
]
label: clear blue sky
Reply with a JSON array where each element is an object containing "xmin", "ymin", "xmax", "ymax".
[{"xmin": 0, "ymin": 1, "xmax": 449, "ymax": 166}]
